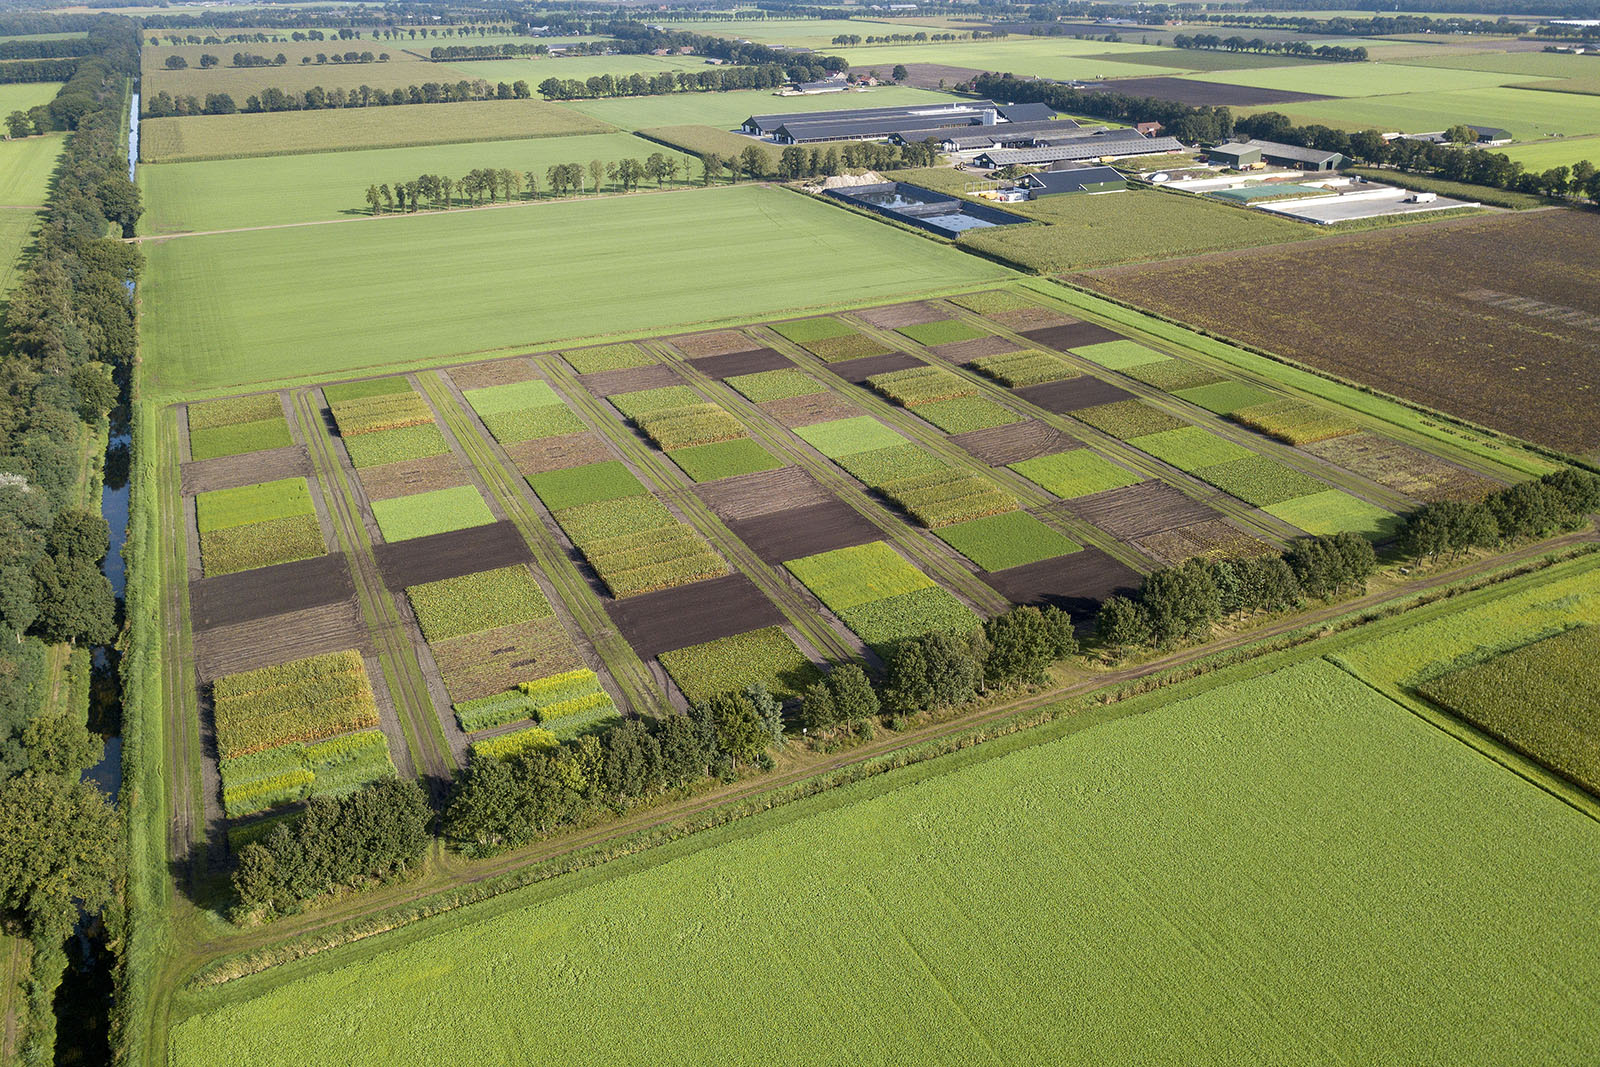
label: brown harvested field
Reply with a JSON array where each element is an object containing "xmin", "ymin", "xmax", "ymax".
[
  {"xmin": 193, "ymin": 600, "xmax": 369, "ymax": 682},
  {"xmin": 579, "ymin": 364, "xmax": 680, "ymax": 398},
  {"xmin": 430, "ymin": 617, "xmax": 584, "ymax": 703},
  {"xmin": 1090, "ymin": 76, "xmax": 1332, "ymax": 107},
  {"xmin": 827, "ymin": 352, "xmax": 926, "ymax": 385},
  {"xmin": 189, "ymin": 553, "xmax": 355, "ymax": 631},
  {"xmin": 1085, "ymin": 211, "xmax": 1600, "ymax": 456},
  {"xmin": 689, "ymin": 348, "xmax": 792, "ymax": 380},
  {"xmin": 180, "ymin": 446, "xmax": 311, "ymax": 496},
  {"xmin": 504, "ymin": 432, "xmax": 615, "ymax": 476},
  {"xmin": 979, "ymin": 547, "xmax": 1143, "ymax": 624},
  {"xmin": 1133, "ymin": 519, "xmax": 1276, "ymax": 567},
  {"xmin": 849, "ymin": 61, "xmax": 986, "ymax": 90},
  {"xmin": 1014, "ymin": 376, "xmax": 1135, "ymax": 414},
  {"xmin": 952, "ymin": 419, "xmax": 1082, "ymax": 466},
  {"xmin": 1065, "ymin": 482, "xmax": 1221, "ymax": 540},
  {"xmin": 728, "ymin": 501, "xmax": 883, "ymax": 565},
  {"xmin": 1302, "ymin": 432, "xmax": 1503, "ymax": 502},
  {"xmin": 1021, "ymin": 322, "xmax": 1126, "ymax": 352},
  {"xmin": 856, "ymin": 301, "xmax": 948, "ymax": 328},
  {"xmin": 928, "ymin": 335, "xmax": 1020, "ymax": 364},
  {"xmin": 449, "ymin": 358, "xmax": 538, "ymax": 390},
  {"xmin": 358, "ymin": 453, "xmax": 467, "ymax": 502},
  {"xmin": 761, "ymin": 392, "xmax": 864, "ymax": 428},
  {"xmin": 992, "ymin": 306, "xmax": 1074, "ymax": 332},
  {"xmin": 372, "ymin": 520, "xmax": 532, "ymax": 590},
  {"xmin": 694, "ymin": 466, "xmax": 832, "ymax": 521},
  {"xmin": 670, "ymin": 330, "xmax": 754, "ymax": 358},
  {"xmin": 607, "ymin": 573, "xmax": 785, "ymax": 658}
]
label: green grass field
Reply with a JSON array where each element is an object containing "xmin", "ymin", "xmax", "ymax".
[
  {"xmin": 139, "ymin": 100, "xmax": 615, "ymax": 164},
  {"xmin": 1498, "ymin": 134, "xmax": 1600, "ymax": 172},
  {"xmin": 1245, "ymin": 85, "xmax": 1600, "ymax": 140},
  {"xmin": 139, "ymin": 131, "xmax": 681, "ymax": 233},
  {"xmin": 1262, "ymin": 488, "xmax": 1398, "ymax": 539},
  {"xmin": 166, "ymin": 656, "xmax": 1600, "ymax": 1065},
  {"xmin": 0, "ymin": 82, "xmax": 61, "ymax": 117},
  {"xmin": 555, "ymin": 85, "xmax": 957, "ymax": 132},
  {"xmin": 1184, "ymin": 60, "xmax": 1538, "ymax": 97},
  {"xmin": 840, "ymin": 38, "xmax": 1196, "ymax": 80},
  {"xmin": 0, "ymin": 210, "xmax": 40, "ymax": 293},
  {"xmin": 140, "ymin": 185, "xmax": 1010, "ymax": 397},
  {"xmin": 0, "ymin": 132, "xmax": 63, "ymax": 207}
]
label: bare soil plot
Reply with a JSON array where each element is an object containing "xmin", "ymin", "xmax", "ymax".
[
  {"xmin": 607, "ymin": 573, "xmax": 786, "ymax": 658},
  {"xmin": 928, "ymin": 335, "xmax": 1020, "ymax": 364},
  {"xmin": 579, "ymin": 364, "xmax": 681, "ymax": 398},
  {"xmin": 1302, "ymin": 432, "xmax": 1502, "ymax": 503},
  {"xmin": 372, "ymin": 520, "xmax": 531, "ymax": 590},
  {"xmin": 193, "ymin": 600, "xmax": 369, "ymax": 683},
  {"xmin": 1066, "ymin": 481, "xmax": 1221, "ymax": 540},
  {"xmin": 761, "ymin": 392, "xmax": 864, "ymax": 428},
  {"xmin": 992, "ymin": 307, "xmax": 1074, "ymax": 332},
  {"xmin": 358, "ymin": 453, "xmax": 468, "ymax": 502},
  {"xmin": 689, "ymin": 347, "xmax": 792, "ymax": 380},
  {"xmin": 190, "ymin": 553, "xmax": 355, "ymax": 632},
  {"xmin": 827, "ymin": 352, "xmax": 925, "ymax": 385},
  {"xmin": 729, "ymin": 501, "xmax": 883, "ymax": 565},
  {"xmin": 856, "ymin": 301, "xmax": 948, "ymax": 328},
  {"xmin": 694, "ymin": 466, "xmax": 833, "ymax": 521},
  {"xmin": 952, "ymin": 419, "xmax": 1082, "ymax": 466},
  {"xmin": 504, "ymin": 432, "xmax": 615, "ymax": 476},
  {"xmin": 671, "ymin": 330, "xmax": 755, "ymax": 358},
  {"xmin": 1133, "ymin": 519, "xmax": 1276, "ymax": 567},
  {"xmin": 980, "ymin": 547, "xmax": 1143, "ymax": 623},
  {"xmin": 1087, "ymin": 212, "xmax": 1600, "ymax": 455},
  {"xmin": 1092, "ymin": 76, "xmax": 1333, "ymax": 107},
  {"xmin": 1021, "ymin": 322, "xmax": 1126, "ymax": 352},
  {"xmin": 180, "ymin": 445, "xmax": 311, "ymax": 496},
  {"xmin": 852, "ymin": 61, "xmax": 987, "ymax": 90},
  {"xmin": 449, "ymin": 359, "xmax": 539, "ymax": 390},
  {"xmin": 1015, "ymin": 377, "xmax": 1135, "ymax": 414}
]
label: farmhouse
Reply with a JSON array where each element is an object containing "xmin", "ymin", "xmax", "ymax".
[
  {"xmin": 1021, "ymin": 166, "xmax": 1127, "ymax": 197},
  {"xmin": 974, "ymin": 133, "xmax": 1186, "ymax": 168},
  {"xmin": 1207, "ymin": 139, "xmax": 1345, "ymax": 172}
]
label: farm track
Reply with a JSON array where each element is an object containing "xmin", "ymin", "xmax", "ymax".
[
  {"xmin": 152, "ymin": 526, "xmax": 1600, "ymax": 1021},
  {"xmin": 159, "ymin": 403, "xmax": 204, "ymax": 872}
]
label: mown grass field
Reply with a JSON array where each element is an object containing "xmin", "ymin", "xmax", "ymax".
[
  {"xmin": 140, "ymin": 184, "xmax": 1010, "ymax": 397},
  {"xmin": 555, "ymin": 84, "xmax": 955, "ymax": 132},
  {"xmin": 0, "ymin": 81, "xmax": 61, "ymax": 116},
  {"xmin": 1498, "ymin": 134, "xmax": 1600, "ymax": 172},
  {"xmin": 1244, "ymin": 85, "xmax": 1600, "ymax": 140},
  {"xmin": 839, "ymin": 37, "xmax": 1196, "ymax": 80},
  {"xmin": 139, "ymin": 100, "xmax": 615, "ymax": 163},
  {"xmin": 0, "ymin": 132, "xmax": 64, "ymax": 206},
  {"xmin": 0, "ymin": 211, "xmax": 41, "ymax": 293},
  {"xmin": 166, "ymin": 656, "xmax": 1600, "ymax": 1065},
  {"xmin": 1184, "ymin": 60, "xmax": 1539, "ymax": 97},
  {"xmin": 139, "ymin": 131, "xmax": 683, "ymax": 233}
]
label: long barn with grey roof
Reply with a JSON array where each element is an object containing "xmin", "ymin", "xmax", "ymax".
[
  {"xmin": 890, "ymin": 118, "xmax": 1086, "ymax": 152},
  {"xmin": 974, "ymin": 135, "xmax": 1185, "ymax": 168},
  {"xmin": 741, "ymin": 100, "xmax": 1058, "ymax": 143}
]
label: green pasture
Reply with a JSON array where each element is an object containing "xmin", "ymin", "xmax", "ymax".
[
  {"xmin": 555, "ymin": 84, "xmax": 958, "ymax": 132},
  {"xmin": 652, "ymin": 18, "xmax": 961, "ymax": 47},
  {"xmin": 842, "ymin": 39, "xmax": 1193, "ymax": 80},
  {"xmin": 0, "ymin": 82, "xmax": 61, "ymax": 116},
  {"xmin": 166, "ymin": 656, "xmax": 1600, "ymax": 1065},
  {"xmin": 446, "ymin": 53, "xmax": 709, "ymax": 85},
  {"xmin": 139, "ymin": 184, "xmax": 1010, "ymax": 397},
  {"xmin": 1182, "ymin": 61, "xmax": 1539, "ymax": 97},
  {"xmin": 0, "ymin": 132, "xmax": 63, "ymax": 207},
  {"xmin": 139, "ymin": 132, "xmax": 682, "ymax": 233},
  {"xmin": 1498, "ymin": 134, "xmax": 1600, "ymax": 171},
  {"xmin": 142, "ymin": 48, "xmax": 436, "ymax": 100},
  {"xmin": 0, "ymin": 211, "xmax": 41, "ymax": 293},
  {"xmin": 1241, "ymin": 85, "xmax": 1600, "ymax": 140},
  {"xmin": 1391, "ymin": 51, "xmax": 1600, "ymax": 80}
]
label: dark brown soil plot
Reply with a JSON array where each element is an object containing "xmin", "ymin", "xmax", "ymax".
[
  {"xmin": 504, "ymin": 432, "xmax": 614, "ymax": 476},
  {"xmin": 358, "ymin": 452, "xmax": 467, "ymax": 502},
  {"xmin": 991, "ymin": 307, "xmax": 1074, "ymax": 332},
  {"xmin": 928, "ymin": 335, "xmax": 1020, "ymax": 364},
  {"xmin": 761, "ymin": 392, "xmax": 863, "ymax": 428},
  {"xmin": 1021, "ymin": 322, "xmax": 1126, "ymax": 352},
  {"xmin": 1015, "ymin": 376, "xmax": 1134, "ymax": 414},
  {"xmin": 608, "ymin": 573, "xmax": 785, "ymax": 658},
  {"xmin": 372, "ymin": 520, "xmax": 531, "ymax": 590},
  {"xmin": 1090, "ymin": 76, "xmax": 1332, "ymax": 107},
  {"xmin": 847, "ymin": 61, "xmax": 986, "ymax": 90},
  {"xmin": 980, "ymin": 548, "xmax": 1142, "ymax": 624},
  {"xmin": 190, "ymin": 553, "xmax": 355, "ymax": 631},
  {"xmin": 193, "ymin": 600, "xmax": 369, "ymax": 682},
  {"xmin": 729, "ymin": 500, "xmax": 883, "ymax": 565},
  {"xmin": 689, "ymin": 347, "xmax": 792, "ymax": 380},
  {"xmin": 1065, "ymin": 481, "xmax": 1221, "ymax": 541},
  {"xmin": 856, "ymin": 301, "xmax": 947, "ymax": 328},
  {"xmin": 1302, "ymin": 432, "xmax": 1502, "ymax": 503},
  {"xmin": 952, "ymin": 419, "xmax": 1082, "ymax": 466},
  {"xmin": 450, "ymin": 358, "xmax": 538, "ymax": 390},
  {"xmin": 1086, "ymin": 211, "xmax": 1600, "ymax": 456},
  {"xmin": 181, "ymin": 445, "xmax": 311, "ymax": 496},
  {"xmin": 671, "ymin": 330, "xmax": 754, "ymax": 358},
  {"xmin": 695, "ymin": 466, "xmax": 832, "ymax": 521},
  {"xmin": 1133, "ymin": 519, "xmax": 1275, "ymax": 567},
  {"xmin": 579, "ymin": 363, "xmax": 680, "ymax": 398},
  {"xmin": 827, "ymin": 351, "xmax": 924, "ymax": 385}
]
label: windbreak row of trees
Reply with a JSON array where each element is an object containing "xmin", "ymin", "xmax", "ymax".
[
  {"xmin": 141, "ymin": 78, "xmax": 532, "ymax": 117},
  {"xmin": 0, "ymin": 37, "xmax": 91, "ymax": 59},
  {"xmin": 605, "ymin": 20, "xmax": 848, "ymax": 80},
  {"xmin": 360, "ymin": 152, "xmax": 697, "ymax": 213},
  {"xmin": 1399, "ymin": 471, "xmax": 1600, "ymax": 563},
  {"xmin": 830, "ymin": 30, "xmax": 1001, "ymax": 45},
  {"xmin": 536, "ymin": 64, "xmax": 788, "ymax": 100},
  {"xmin": 0, "ymin": 58, "xmax": 81, "ymax": 84},
  {"xmin": 1171, "ymin": 34, "xmax": 1368, "ymax": 61},
  {"xmin": 1181, "ymin": 12, "xmax": 1526, "ymax": 36},
  {"xmin": 161, "ymin": 50, "xmax": 389, "ymax": 69},
  {"xmin": 427, "ymin": 42, "xmax": 550, "ymax": 60}
]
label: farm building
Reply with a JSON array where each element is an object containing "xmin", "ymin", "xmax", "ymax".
[
  {"xmin": 1207, "ymin": 140, "xmax": 1345, "ymax": 172},
  {"xmin": 890, "ymin": 118, "xmax": 1084, "ymax": 152},
  {"xmin": 1022, "ymin": 166, "xmax": 1127, "ymax": 197},
  {"xmin": 743, "ymin": 101, "xmax": 1052, "ymax": 143},
  {"xmin": 974, "ymin": 133, "xmax": 1186, "ymax": 168},
  {"xmin": 790, "ymin": 77, "xmax": 851, "ymax": 94}
]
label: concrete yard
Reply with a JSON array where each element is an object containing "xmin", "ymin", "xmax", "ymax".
[{"xmin": 1257, "ymin": 186, "xmax": 1480, "ymax": 224}]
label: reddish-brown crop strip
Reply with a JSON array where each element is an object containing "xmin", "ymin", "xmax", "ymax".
[
  {"xmin": 1014, "ymin": 377, "xmax": 1135, "ymax": 414},
  {"xmin": 951, "ymin": 419, "xmax": 1081, "ymax": 467},
  {"xmin": 504, "ymin": 432, "xmax": 615, "ymax": 476},
  {"xmin": 992, "ymin": 306, "xmax": 1074, "ymax": 332},
  {"xmin": 694, "ymin": 466, "xmax": 833, "ymax": 521},
  {"xmin": 193, "ymin": 600, "xmax": 369, "ymax": 683},
  {"xmin": 1020, "ymin": 322, "xmax": 1125, "ymax": 352},
  {"xmin": 449, "ymin": 358, "xmax": 539, "ymax": 390},
  {"xmin": 578, "ymin": 364, "xmax": 680, "ymax": 398},
  {"xmin": 1301, "ymin": 433, "xmax": 1501, "ymax": 503},
  {"xmin": 429, "ymin": 616, "xmax": 585, "ymax": 703},
  {"xmin": 1066, "ymin": 481, "xmax": 1220, "ymax": 540},
  {"xmin": 189, "ymin": 553, "xmax": 355, "ymax": 631},
  {"xmin": 978, "ymin": 547, "xmax": 1143, "ymax": 624},
  {"xmin": 1133, "ymin": 519, "xmax": 1275, "ymax": 567},
  {"xmin": 180, "ymin": 445, "xmax": 312, "ymax": 496},
  {"xmin": 606, "ymin": 573, "xmax": 786, "ymax": 658},
  {"xmin": 927, "ymin": 335, "xmax": 1020, "ymax": 364},
  {"xmin": 358, "ymin": 453, "xmax": 468, "ymax": 502},
  {"xmin": 670, "ymin": 330, "xmax": 754, "ymax": 358},
  {"xmin": 727, "ymin": 500, "xmax": 882, "ymax": 566},
  {"xmin": 856, "ymin": 301, "xmax": 948, "ymax": 328},
  {"xmin": 372, "ymin": 520, "xmax": 532, "ymax": 590},
  {"xmin": 761, "ymin": 392, "xmax": 862, "ymax": 428},
  {"xmin": 688, "ymin": 348, "xmax": 792, "ymax": 380},
  {"xmin": 1085, "ymin": 211, "xmax": 1600, "ymax": 455}
]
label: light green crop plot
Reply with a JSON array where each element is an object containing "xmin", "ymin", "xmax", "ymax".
[
  {"xmin": 139, "ymin": 131, "xmax": 675, "ymax": 233},
  {"xmin": 166, "ymin": 657, "xmax": 1600, "ymax": 1066},
  {"xmin": 0, "ymin": 132, "xmax": 63, "ymax": 207},
  {"xmin": 140, "ymin": 184, "xmax": 1010, "ymax": 397},
  {"xmin": 556, "ymin": 84, "xmax": 961, "ymax": 131},
  {"xmin": 1183, "ymin": 61, "xmax": 1543, "ymax": 97},
  {"xmin": 1243, "ymin": 85, "xmax": 1600, "ymax": 141}
]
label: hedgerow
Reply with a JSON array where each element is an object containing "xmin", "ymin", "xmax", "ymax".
[{"xmin": 407, "ymin": 565, "xmax": 552, "ymax": 642}]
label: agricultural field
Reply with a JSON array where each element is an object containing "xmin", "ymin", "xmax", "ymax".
[
  {"xmin": 838, "ymin": 37, "xmax": 1201, "ymax": 80},
  {"xmin": 1085, "ymin": 210, "xmax": 1600, "ymax": 456},
  {"xmin": 1241, "ymin": 84, "xmax": 1600, "ymax": 140},
  {"xmin": 1498, "ymin": 134, "xmax": 1600, "ymax": 172},
  {"xmin": 140, "ymin": 41, "xmax": 441, "ymax": 97},
  {"xmin": 554, "ymin": 84, "xmax": 958, "ymax": 132},
  {"xmin": 0, "ymin": 131, "xmax": 64, "ymax": 207},
  {"xmin": 0, "ymin": 81, "xmax": 61, "ymax": 115}
]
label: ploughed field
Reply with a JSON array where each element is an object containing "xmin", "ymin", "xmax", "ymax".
[{"xmin": 1083, "ymin": 211, "xmax": 1600, "ymax": 457}]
